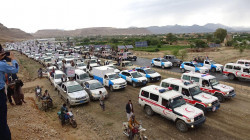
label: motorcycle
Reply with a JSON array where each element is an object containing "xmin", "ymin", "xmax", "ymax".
[
  {"xmin": 41, "ymin": 98, "xmax": 53, "ymax": 112},
  {"xmin": 57, "ymin": 111, "xmax": 77, "ymax": 128},
  {"xmin": 123, "ymin": 122, "xmax": 147, "ymax": 140}
]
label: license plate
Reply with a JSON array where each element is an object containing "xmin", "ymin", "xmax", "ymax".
[
  {"xmin": 157, "ymin": 78, "xmax": 160, "ymax": 80},
  {"xmin": 120, "ymin": 86, "xmax": 124, "ymax": 88},
  {"xmin": 143, "ymin": 82, "xmax": 146, "ymax": 84},
  {"xmin": 79, "ymin": 100, "xmax": 84, "ymax": 103}
]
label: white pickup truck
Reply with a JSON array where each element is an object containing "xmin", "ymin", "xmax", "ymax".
[
  {"xmin": 49, "ymin": 70, "xmax": 66, "ymax": 90},
  {"xmin": 92, "ymin": 66, "xmax": 127, "ymax": 91},
  {"xmin": 198, "ymin": 59, "xmax": 223, "ymax": 72},
  {"xmin": 138, "ymin": 85, "xmax": 205, "ymax": 132},
  {"xmin": 181, "ymin": 72, "xmax": 236, "ymax": 102},
  {"xmin": 223, "ymin": 63, "xmax": 250, "ymax": 80}
]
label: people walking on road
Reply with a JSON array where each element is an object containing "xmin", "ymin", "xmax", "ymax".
[
  {"xmin": 99, "ymin": 91, "xmax": 105, "ymax": 111},
  {"xmin": 126, "ymin": 100, "xmax": 134, "ymax": 121}
]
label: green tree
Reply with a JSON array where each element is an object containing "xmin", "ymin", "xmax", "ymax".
[
  {"xmin": 214, "ymin": 28, "xmax": 227, "ymax": 43},
  {"xmin": 166, "ymin": 33, "xmax": 177, "ymax": 45},
  {"xmin": 83, "ymin": 38, "xmax": 90, "ymax": 44},
  {"xmin": 194, "ymin": 40, "xmax": 207, "ymax": 48},
  {"xmin": 179, "ymin": 49, "xmax": 188, "ymax": 60},
  {"xmin": 206, "ymin": 34, "xmax": 213, "ymax": 42}
]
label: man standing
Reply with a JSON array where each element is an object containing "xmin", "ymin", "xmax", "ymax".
[
  {"xmin": 126, "ymin": 100, "xmax": 134, "ymax": 121},
  {"xmin": 0, "ymin": 47, "xmax": 19, "ymax": 140},
  {"xmin": 99, "ymin": 91, "xmax": 105, "ymax": 111}
]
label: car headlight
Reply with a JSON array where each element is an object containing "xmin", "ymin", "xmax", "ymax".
[
  {"xmin": 207, "ymin": 103, "xmax": 212, "ymax": 107},
  {"xmin": 186, "ymin": 118, "xmax": 194, "ymax": 122}
]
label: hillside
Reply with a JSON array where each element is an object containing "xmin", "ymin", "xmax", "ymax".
[
  {"xmin": 33, "ymin": 27, "xmax": 151, "ymax": 38},
  {"xmin": 0, "ymin": 23, "xmax": 33, "ymax": 43}
]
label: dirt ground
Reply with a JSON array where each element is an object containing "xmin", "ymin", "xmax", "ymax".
[
  {"xmin": 7, "ymin": 51, "xmax": 250, "ymax": 140},
  {"xmin": 133, "ymin": 47, "xmax": 250, "ymax": 65}
]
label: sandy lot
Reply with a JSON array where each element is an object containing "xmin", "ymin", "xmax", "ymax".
[{"xmin": 7, "ymin": 51, "xmax": 250, "ymax": 140}]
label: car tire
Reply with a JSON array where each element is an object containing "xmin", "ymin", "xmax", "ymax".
[
  {"xmin": 215, "ymin": 93, "xmax": 225, "ymax": 102},
  {"xmin": 196, "ymin": 104, "xmax": 207, "ymax": 114},
  {"xmin": 228, "ymin": 74, "xmax": 235, "ymax": 80},
  {"xmin": 161, "ymin": 65, "xmax": 165, "ymax": 69},
  {"xmin": 173, "ymin": 62, "xmax": 177, "ymax": 67},
  {"xmin": 176, "ymin": 120, "xmax": 188, "ymax": 132},
  {"xmin": 211, "ymin": 68, "xmax": 216, "ymax": 73},
  {"xmin": 144, "ymin": 106, "xmax": 154, "ymax": 116},
  {"xmin": 151, "ymin": 63, "xmax": 155, "ymax": 67},
  {"xmin": 147, "ymin": 78, "xmax": 151, "ymax": 83},
  {"xmin": 181, "ymin": 68, "xmax": 185, "ymax": 73},
  {"xmin": 132, "ymin": 82, "xmax": 137, "ymax": 88},
  {"xmin": 110, "ymin": 85, "xmax": 114, "ymax": 92}
]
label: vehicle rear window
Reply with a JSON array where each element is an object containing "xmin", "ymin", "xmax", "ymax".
[
  {"xmin": 141, "ymin": 90, "xmax": 149, "ymax": 98},
  {"xmin": 233, "ymin": 66, "xmax": 241, "ymax": 70},
  {"xmin": 191, "ymin": 77, "xmax": 199, "ymax": 82},
  {"xmin": 182, "ymin": 75, "xmax": 190, "ymax": 81},
  {"xmin": 170, "ymin": 84, "xmax": 179, "ymax": 91},
  {"xmin": 237, "ymin": 61, "xmax": 244, "ymax": 64},
  {"xmin": 150, "ymin": 93, "xmax": 159, "ymax": 102},
  {"xmin": 225, "ymin": 65, "xmax": 233, "ymax": 69},
  {"xmin": 161, "ymin": 82, "xmax": 169, "ymax": 88}
]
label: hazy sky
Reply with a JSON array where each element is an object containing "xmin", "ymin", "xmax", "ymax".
[{"xmin": 0, "ymin": 0, "xmax": 249, "ymax": 33}]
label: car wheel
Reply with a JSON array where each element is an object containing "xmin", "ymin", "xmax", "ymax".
[
  {"xmin": 173, "ymin": 62, "xmax": 177, "ymax": 67},
  {"xmin": 144, "ymin": 106, "xmax": 154, "ymax": 116},
  {"xmin": 132, "ymin": 82, "xmax": 137, "ymax": 88},
  {"xmin": 147, "ymin": 78, "xmax": 151, "ymax": 83},
  {"xmin": 211, "ymin": 68, "xmax": 216, "ymax": 73},
  {"xmin": 110, "ymin": 85, "xmax": 114, "ymax": 92},
  {"xmin": 151, "ymin": 63, "xmax": 155, "ymax": 67},
  {"xmin": 215, "ymin": 93, "xmax": 225, "ymax": 102},
  {"xmin": 228, "ymin": 74, "xmax": 235, "ymax": 80},
  {"xmin": 196, "ymin": 104, "xmax": 207, "ymax": 114},
  {"xmin": 161, "ymin": 65, "xmax": 165, "ymax": 69},
  {"xmin": 176, "ymin": 120, "xmax": 188, "ymax": 132},
  {"xmin": 181, "ymin": 68, "xmax": 185, "ymax": 73}
]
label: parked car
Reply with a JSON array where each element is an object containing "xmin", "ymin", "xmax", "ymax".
[
  {"xmin": 57, "ymin": 81, "xmax": 90, "ymax": 107},
  {"xmin": 82, "ymin": 80, "xmax": 108, "ymax": 100},
  {"xmin": 163, "ymin": 55, "xmax": 182, "ymax": 67},
  {"xmin": 180, "ymin": 62, "xmax": 209, "ymax": 73}
]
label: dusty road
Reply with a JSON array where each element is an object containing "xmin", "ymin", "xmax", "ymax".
[{"xmin": 7, "ymin": 51, "xmax": 250, "ymax": 140}]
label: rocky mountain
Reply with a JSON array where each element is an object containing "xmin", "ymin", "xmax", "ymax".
[
  {"xmin": 0, "ymin": 23, "xmax": 33, "ymax": 42},
  {"xmin": 147, "ymin": 23, "xmax": 250, "ymax": 34},
  {"xmin": 33, "ymin": 27, "xmax": 151, "ymax": 38}
]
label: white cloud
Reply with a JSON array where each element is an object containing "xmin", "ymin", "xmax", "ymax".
[{"xmin": 0, "ymin": 0, "xmax": 249, "ymax": 33}]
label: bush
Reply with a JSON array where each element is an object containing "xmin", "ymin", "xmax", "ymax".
[
  {"xmin": 172, "ymin": 49, "xmax": 179, "ymax": 56},
  {"xmin": 179, "ymin": 49, "xmax": 188, "ymax": 60},
  {"xmin": 157, "ymin": 44, "xmax": 161, "ymax": 48},
  {"xmin": 155, "ymin": 48, "xmax": 160, "ymax": 52}
]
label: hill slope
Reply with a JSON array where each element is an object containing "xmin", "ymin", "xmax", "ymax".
[{"xmin": 0, "ymin": 23, "xmax": 33, "ymax": 43}]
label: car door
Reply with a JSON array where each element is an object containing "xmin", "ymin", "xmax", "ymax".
[
  {"xmin": 204, "ymin": 60, "xmax": 211, "ymax": 69},
  {"xmin": 149, "ymin": 93, "xmax": 160, "ymax": 113},
  {"xmin": 154, "ymin": 59, "xmax": 160, "ymax": 66},
  {"xmin": 241, "ymin": 68, "xmax": 250, "ymax": 79},
  {"xmin": 83, "ymin": 82, "xmax": 91, "ymax": 95},
  {"xmin": 161, "ymin": 98, "xmax": 174, "ymax": 120},
  {"xmin": 189, "ymin": 63, "xmax": 196, "ymax": 72},
  {"xmin": 181, "ymin": 88, "xmax": 193, "ymax": 104},
  {"xmin": 126, "ymin": 73, "xmax": 132, "ymax": 83},
  {"xmin": 103, "ymin": 75, "xmax": 109, "ymax": 86}
]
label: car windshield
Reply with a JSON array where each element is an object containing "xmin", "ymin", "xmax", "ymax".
[
  {"xmin": 145, "ymin": 69, "xmax": 156, "ymax": 74},
  {"xmin": 161, "ymin": 59, "xmax": 168, "ymax": 62},
  {"xmin": 55, "ymin": 74, "xmax": 64, "ymax": 79},
  {"xmin": 127, "ymin": 52, "xmax": 132, "ymax": 55},
  {"xmin": 90, "ymin": 60, "xmax": 97, "ymax": 63},
  {"xmin": 108, "ymin": 74, "xmax": 120, "ymax": 80},
  {"xmin": 194, "ymin": 64, "xmax": 202, "ymax": 67},
  {"xmin": 210, "ymin": 60, "xmax": 216, "ymax": 64},
  {"xmin": 189, "ymin": 86, "xmax": 202, "ymax": 96},
  {"xmin": 45, "ymin": 58, "xmax": 51, "ymax": 62},
  {"xmin": 90, "ymin": 82, "xmax": 103, "ymax": 90},
  {"xmin": 210, "ymin": 78, "xmax": 219, "ymax": 86},
  {"xmin": 79, "ymin": 73, "xmax": 89, "ymax": 80},
  {"xmin": 77, "ymin": 63, "xmax": 86, "ymax": 67},
  {"xmin": 170, "ymin": 96, "xmax": 186, "ymax": 108},
  {"xmin": 68, "ymin": 84, "xmax": 83, "ymax": 93},
  {"xmin": 125, "ymin": 62, "xmax": 133, "ymax": 66},
  {"xmin": 131, "ymin": 72, "xmax": 142, "ymax": 78}
]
